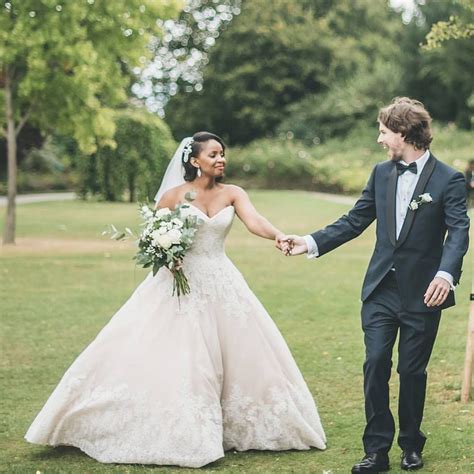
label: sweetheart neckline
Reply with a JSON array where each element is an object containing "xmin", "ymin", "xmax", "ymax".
[{"xmin": 187, "ymin": 203, "xmax": 234, "ymax": 220}]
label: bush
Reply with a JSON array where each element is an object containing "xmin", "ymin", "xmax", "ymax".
[
  {"xmin": 0, "ymin": 172, "xmax": 78, "ymax": 195},
  {"xmin": 0, "ymin": 136, "xmax": 79, "ymax": 194},
  {"xmin": 226, "ymin": 123, "xmax": 472, "ymax": 194},
  {"xmin": 77, "ymin": 108, "xmax": 175, "ymax": 202}
]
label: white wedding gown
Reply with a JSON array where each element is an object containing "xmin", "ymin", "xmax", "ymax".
[{"xmin": 25, "ymin": 204, "xmax": 326, "ymax": 468}]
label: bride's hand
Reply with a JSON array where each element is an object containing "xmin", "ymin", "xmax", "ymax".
[
  {"xmin": 275, "ymin": 233, "xmax": 291, "ymax": 253},
  {"xmin": 171, "ymin": 258, "xmax": 183, "ymax": 273}
]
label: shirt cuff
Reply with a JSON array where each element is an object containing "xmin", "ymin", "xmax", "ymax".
[
  {"xmin": 303, "ymin": 235, "xmax": 319, "ymax": 259},
  {"xmin": 435, "ymin": 271, "xmax": 455, "ymax": 290}
]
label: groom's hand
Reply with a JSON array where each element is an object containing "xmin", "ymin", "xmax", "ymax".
[
  {"xmin": 424, "ymin": 277, "xmax": 451, "ymax": 307},
  {"xmin": 281, "ymin": 235, "xmax": 308, "ymax": 256}
]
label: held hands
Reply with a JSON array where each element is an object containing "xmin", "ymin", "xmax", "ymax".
[
  {"xmin": 275, "ymin": 235, "xmax": 308, "ymax": 256},
  {"xmin": 275, "ymin": 234, "xmax": 291, "ymax": 254},
  {"xmin": 424, "ymin": 276, "xmax": 451, "ymax": 307}
]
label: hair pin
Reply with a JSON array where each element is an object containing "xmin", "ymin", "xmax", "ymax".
[{"xmin": 183, "ymin": 140, "xmax": 194, "ymax": 163}]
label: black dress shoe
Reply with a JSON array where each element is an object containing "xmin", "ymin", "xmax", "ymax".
[
  {"xmin": 351, "ymin": 452, "xmax": 390, "ymax": 473},
  {"xmin": 401, "ymin": 451, "xmax": 423, "ymax": 470}
]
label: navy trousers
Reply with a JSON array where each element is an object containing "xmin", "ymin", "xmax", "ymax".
[{"xmin": 361, "ymin": 271, "xmax": 441, "ymax": 454}]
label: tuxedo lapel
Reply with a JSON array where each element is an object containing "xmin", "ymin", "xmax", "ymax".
[
  {"xmin": 386, "ymin": 164, "xmax": 398, "ymax": 247},
  {"xmin": 396, "ymin": 155, "xmax": 437, "ymax": 248}
]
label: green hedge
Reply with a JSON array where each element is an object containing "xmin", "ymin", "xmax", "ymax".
[
  {"xmin": 225, "ymin": 123, "xmax": 472, "ymax": 194},
  {"xmin": 77, "ymin": 108, "xmax": 175, "ymax": 202},
  {"xmin": 3, "ymin": 121, "xmax": 470, "ymax": 198},
  {"xmin": 0, "ymin": 110, "xmax": 176, "ymax": 200}
]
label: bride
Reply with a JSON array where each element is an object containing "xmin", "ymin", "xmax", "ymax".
[{"xmin": 25, "ymin": 131, "xmax": 326, "ymax": 468}]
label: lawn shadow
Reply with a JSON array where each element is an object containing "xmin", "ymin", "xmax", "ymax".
[
  {"xmin": 30, "ymin": 445, "xmax": 88, "ymax": 461},
  {"xmin": 28, "ymin": 445, "xmax": 228, "ymax": 471}
]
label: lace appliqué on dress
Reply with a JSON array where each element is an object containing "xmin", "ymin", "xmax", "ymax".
[
  {"xmin": 223, "ymin": 384, "xmax": 326, "ymax": 451},
  {"xmin": 27, "ymin": 379, "xmax": 224, "ymax": 468}
]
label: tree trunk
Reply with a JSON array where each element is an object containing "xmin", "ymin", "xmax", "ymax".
[
  {"xmin": 128, "ymin": 173, "xmax": 135, "ymax": 203},
  {"xmin": 3, "ymin": 69, "xmax": 17, "ymax": 245},
  {"xmin": 461, "ymin": 284, "xmax": 474, "ymax": 403}
]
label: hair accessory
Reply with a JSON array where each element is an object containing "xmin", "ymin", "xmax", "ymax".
[{"xmin": 182, "ymin": 140, "xmax": 194, "ymax": 163}]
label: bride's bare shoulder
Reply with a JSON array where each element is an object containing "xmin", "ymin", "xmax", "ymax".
[
  {"xmin": 222, "ymin": 183, "xmax": 247, "ymax": 200},
  {"xmin": 156, "ymin": 184, "xmax": 189, "ymax": 209}
]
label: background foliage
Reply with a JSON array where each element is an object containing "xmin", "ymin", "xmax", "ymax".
[
  {"xmin": 165, "ymin": 0, "xmax": 405, "ymax": 144},
  {"xmin": 165, "ymin": 0, "xmax": 473, "ymax": 146},
  {"xmin": 77, "ymin": 108, "xmax": 175, "ymax": 202},
  {"xmin": 0, "ymin": 0, "xmax": 179, "ymax": 153},
  {"xmin": 133, "ymin": 0, "xmax": 242, "ymax": 116},
  {"xmin": 225, "ymin": 124, "xmax": 473, "ymax": 194},
  {"xmin": 1, "ymin": 0, "xmax": 472, "ymax": 198}
]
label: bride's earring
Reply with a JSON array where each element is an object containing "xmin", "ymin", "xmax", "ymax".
[{"xmin": 197, "ymin": 168, "xmax": 202, "ymax": 177}]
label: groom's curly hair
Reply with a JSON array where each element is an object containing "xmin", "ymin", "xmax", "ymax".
[
  {"xmin": 378, "ymin": 97, "xmax": 433, "ymax": 150},
  {"xmin": 183, "ymin": 131, "xmax": 226, "ymax": 182}
]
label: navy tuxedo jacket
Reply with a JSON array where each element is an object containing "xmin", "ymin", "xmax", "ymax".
[{"xmin": 311, "ymin": 154, "xmax": 470, "ymax": 313}]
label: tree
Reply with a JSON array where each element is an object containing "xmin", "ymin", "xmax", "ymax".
[
  {"xmin": 423, "ymin": 0, "xmax": 474, "ymax": 50},
  {"xmin": 277, "ymin": 60, "xmax": 404, "ymax": 143},
  {"xmin": 133, "ymin": 0, "xmax": 242, "ymax": 116},
  {"xmin": 164, "ymin": 0, "xmax": 404, "ymax": 144},
  {"xmin": 398, "ymin": 0, "xmax": 474, "ymax": 129},
  {"xmin": 421, "ymin": 0, "xmax": 474, "ymax": 406},
  {"xmin": 0, "ymin": 0, "xmax": 179, "ymax": 244}
]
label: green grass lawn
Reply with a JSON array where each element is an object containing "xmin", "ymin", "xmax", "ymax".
[{"xmin": 0, "ymin": 191, "xmax": 472, "ymax": 473}]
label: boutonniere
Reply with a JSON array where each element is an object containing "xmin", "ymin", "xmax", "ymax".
[{"xmin": 409, "ymin": 192, "xmax": 433, "ymax": 211}]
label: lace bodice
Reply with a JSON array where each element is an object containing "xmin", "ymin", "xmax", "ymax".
[{"xmin": 183, "ymin": 204, "xmax": 235, "ymax": 259}]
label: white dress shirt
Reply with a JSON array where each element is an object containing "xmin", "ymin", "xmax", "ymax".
[{"xmin": 304, "ymin": 150, "xmax": 454, "ymax": 287}]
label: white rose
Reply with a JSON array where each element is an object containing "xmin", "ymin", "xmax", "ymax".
[
  {"xmin": 420, "ymin": 193, "xmax": 432, "ymax": 203},
  {"xmin": 156, "ymin": 207, "xmax": 171, "ymax": 218},
  {"xmin": 171, "ymin": 218, "xmax": 184, "ymax": 229},
  {"xmin": 150, "ymin": 230, "xmax": 169, "ymax": 245},
  {"xmin": 155, "ymin": 234, "xmax": 172, "ymax": 249},
  {"xmin": 167, "ymin": 228, "xmax": 182, "ymax": 244},
  {"xmin": 409, "ymin": 201, "xmax": 419, "ymax": 210},
  {"xmin": 158, "ymin": 225, "xmax": 168, "ymax": 235}
]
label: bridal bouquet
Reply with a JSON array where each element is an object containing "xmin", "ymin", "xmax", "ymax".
[{"xmin": 104, "ymin": 198, "xmax": 202, "ymax": 297}]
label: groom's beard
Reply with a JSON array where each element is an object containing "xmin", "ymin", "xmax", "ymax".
[
  {"xmin": 390, "ymin": 151, "xmax": 404, "ymax": 162},
  {"xmin": 382, "ymin": 145, "xmax": 404, "ymax": 162}
]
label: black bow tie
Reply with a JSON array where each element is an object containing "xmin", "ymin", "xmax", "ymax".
[{"xmin": 396, "ymin": 161, "xmax": 417, "ymax": 176}]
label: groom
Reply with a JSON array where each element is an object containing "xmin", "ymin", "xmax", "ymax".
[{"xmin": 281, "ymin": 97, "xmax": 469, "ymax": 472}]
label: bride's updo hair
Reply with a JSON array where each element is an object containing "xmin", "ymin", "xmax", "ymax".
[{"xmin": 183, "ymin": 131, "xmax": 226, "ymax": 181}]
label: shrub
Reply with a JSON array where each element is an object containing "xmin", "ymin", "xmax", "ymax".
[
  {"xmin": 226, "ymin": 123, "xmax": 472, "ymax": 194},
  {"xmin": 78, "ymin": 108, "xmax": 175, "ymax": 202},
  {"xmin": 0, "ymin": 135, "xmax": 78, "ymax": 194}
]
